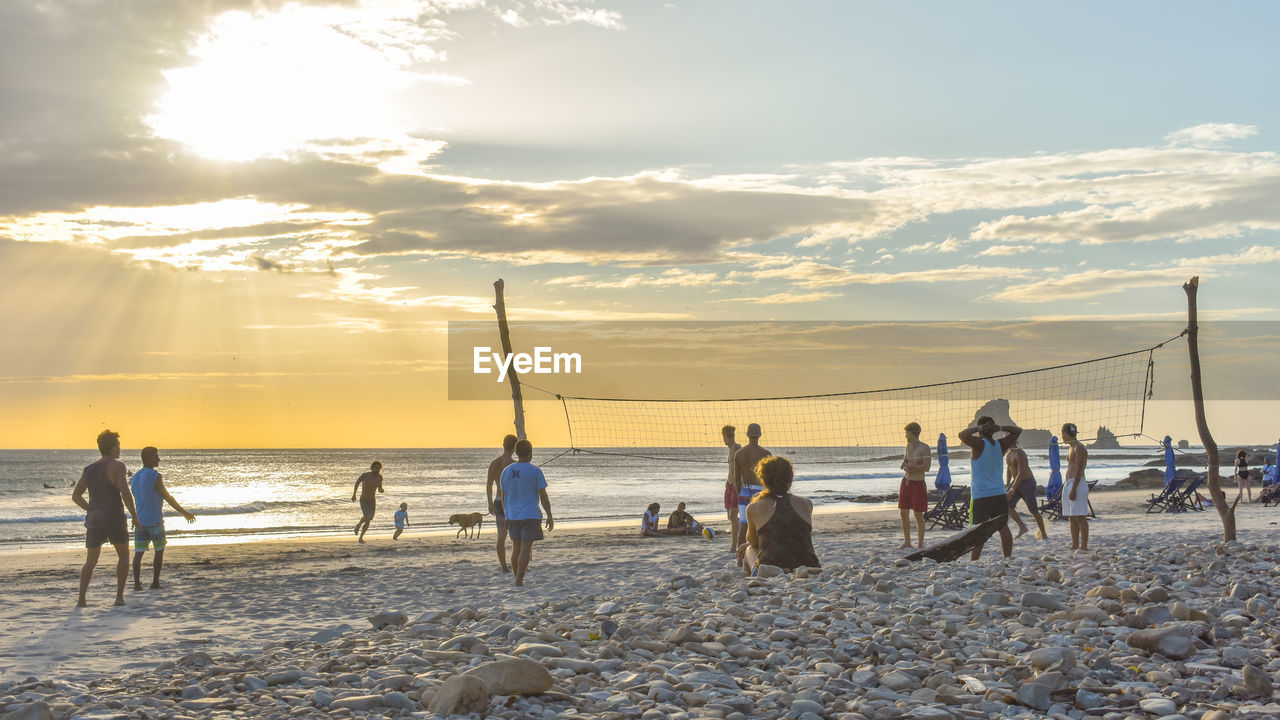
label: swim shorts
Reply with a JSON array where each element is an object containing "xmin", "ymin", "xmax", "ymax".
[
  {"xmin": 738, "ymin": 484, "xmax": 763, "ymax": 524},
  {"xmin": 507, "ymin": 518, "xmax": 544, "ymax": 542},
  {"xmin": 970, "ymin": 494, "xmax": 1009, "ymax": 525},
  {"xmin": 493, "ymin": 499, "xmax": 507, "ymax": 530},
  {"xmin": 1008, "ymin": 476, "xmax": 1037, "ymax": 511},
  {"xmin": 897, "ymin": 477, "xmax": 927, "ymax": 512},
  {"xmin": 133, "ymin": 522, "xmax": 167, "ymax": 551},
  {"xmin": 359, "ymin": 497, "xmax": 376, "ymax": 519},
  {"xmin": 724, "ymin": 483, "xmax": 737, "ymax": 511},
  {"xmin": 86, "ymin": 518, "xmax": 129, "ymax": 549},
  {"xmin": 1062, "ymin": 478, "xmax": 1090, "ymax": 517}
]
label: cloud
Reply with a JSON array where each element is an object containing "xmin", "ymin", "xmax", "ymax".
[
  {"xmin": 979, "ymin": 244, "xmax": 1035, "ymax": 256},
  {"xmin": 902, "ymin": 237, "xmax": 960, "ymax": 253},
  {"xmin": 543, "ymin": 268, "xmax": 729, "ymax": 289},
  {"xmin": 1165, "ymin": 123, "xmax": 1259, "ymax": 148},
  {"xmin": 717, "ymin": 291, "xmax": 841, "ymax": 305}
]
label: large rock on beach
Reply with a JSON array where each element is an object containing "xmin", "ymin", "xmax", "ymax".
[
  {"xmin": 463, "ymin": 658, "xmax": 554, "ymax": 695},
  {"xmin": 0, "ymin": 702, "xmax": 53, "ymax": 720},
  {"xmin": 366, "ymin": 611, "xmax": 407, "ymax": 629},
  {"xmin": 427, "ymin": 675, "xmax": 489, "ymax": 716},
  {"xmin": 1126, "ymin": 624, "xmax": 1206, "ymax": 660}
]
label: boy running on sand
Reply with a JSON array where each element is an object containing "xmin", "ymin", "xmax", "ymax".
[{"xmin": 393, "ymin": 503, "xmax": 409, "ymax": 540}]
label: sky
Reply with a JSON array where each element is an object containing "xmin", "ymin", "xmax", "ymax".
[{"xmin": 1, "ymin": 0, "xmax": 1278, "ymax": 449}]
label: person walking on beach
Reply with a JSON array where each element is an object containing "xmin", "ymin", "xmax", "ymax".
[
  {"xmin": 130, "ymin": 447, "xmax": 196, "ymax": 590},
  {"xmin": 958, "ymin": 416, "xmax": 1019, "ymax": 560},
  {"xmin": 393, "ymin": 502, "xmax": 409, "ymax": 540},
  {"xmin": 898, "ymin": 422, "xmax": 931, "ymax": 549},
  {"xmin": 71, "ymin": 430, "xmax": 138, "ymax": 607},
  {"xmin": 351, "ymin": 461, "xmax": 384, "ymax": 544},
  {"xmin": 1004, "ymin": 438, "xmax": 1047, "ymax": 540},
  {"xmin": 1061, "ymin": 423, "xmax": 1090, "ymax": 551},
  {"xmin": 722, "ymin": 425, "xmax": 742, "ymax": 559},
  {"xmin": 499, "ymin": 439, "xmax": 553, "ymax": 587},
  {"xmin": 487, "ymin": 434, "xmax": 517, "ymax": 572},
  {"xmin": 1234, "ymin": 449, "xmax": 1252, "ymax": 503},
  {"xmin": 732, "ymin": 423, "xmax": 771, "ymax": 565}
]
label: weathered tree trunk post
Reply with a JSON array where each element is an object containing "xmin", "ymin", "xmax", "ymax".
[
  {"xmin": 1183, "ymin": 276, "xmax": 1236, "ymax": 541},
  {"xmin": 493, "ymin": 279, "xmax": 526, "ymax": 441}
]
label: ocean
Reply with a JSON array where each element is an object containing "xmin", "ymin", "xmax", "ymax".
[{"xmin": 0, "ymin": 445, "xmax": 1182, "ymax": 548}]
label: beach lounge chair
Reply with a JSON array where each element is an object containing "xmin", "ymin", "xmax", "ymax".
[
  {"xmin": 1086, "ymin": 480, "xmax": 1099, "ymax": 518},
  {"xmin": 926, "ymin": 486, "xmax": 967, "ymax": 530},
  {"xmin": 1169, "ymin": 474, "xmax": 1206, "ymax": 512},
  {"xmin": 1039, "ymin": 486, "xmax": 1063, "ymax": 521},
  {"xmin": 1146, "ymin": 475, "xmax": 1186, "ymax": 513}
]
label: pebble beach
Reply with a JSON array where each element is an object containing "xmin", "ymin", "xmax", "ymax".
[{"xmin": 3, "ymin": 489, "xmax": 1279, "ymax": 720}]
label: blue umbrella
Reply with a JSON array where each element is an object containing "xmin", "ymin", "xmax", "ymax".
[
  {"xmin": 935, "ymin": 433, "xmax": 952, "ymax": 491},
  {"xmin": 1045, "ymin": 435, "xmax": 1063, "ymax": 500},
  {"xmin": 1163, "ymin": 435, "xmax": 1177, "ymax": 488}
]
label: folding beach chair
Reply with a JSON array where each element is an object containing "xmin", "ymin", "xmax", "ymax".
[
  {"xmin": 1170, "ymin": 474, "xmax": 1206, "ymax": 512},
  {"xmin": 926, "ymin": 486, "xmax": 967, "ymax": 530},
  {"xmin": 1086, "ymin": 480, "xmax": 1099, "ymax": 518},
  {"xmin": 1146, "ymin": 475, "xmax": 1186, "ymax": 513},
  {"xmin": 1039, "ymin": 486, "xmax": 1063, "ymax": 521}
]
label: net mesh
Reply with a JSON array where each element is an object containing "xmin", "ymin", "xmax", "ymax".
[{"xmin": 530, "ymin": 345, "xmax": 1165, "ymax": 464}]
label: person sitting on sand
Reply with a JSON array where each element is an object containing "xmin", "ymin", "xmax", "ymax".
[
  {"xmin": 71, "ymin": 430, "xmax": 139, "ymax": 607},
  {"xmin": 1004, "ymin": 437, "xmax": 1047, "ymax": 540},
  {"xmin": 393, "ymin": 502, "xmax": 409, "ymax": 540},
  {"xmin": 352, "ymin": 461, "xmax": 384, "ymax": 544},
  {"xmin": 640, "ymin": 503, "xmax": 687, "ymax": 537},
  {"xmin": 898, "ymin": 422, "xmax": 931, "ymax": 549},
  {"xmin": 732, "ymin": 424, "xmax": 771, "ymax": 563},
  {"xmin": 1234, "ymin": 449, "xmax": 1252, "ymax": 503},
  {"xmin": 736, "ymin": 456, "xmax": 819, "ymax": 575},
  {"xmin": 499, "ymin": 439, "xmax": 554, "ymax": 587},
  {"xmin": 958, "ymin": 416, "xmax": 1019, "ymax": 560},
  {"xmin": 667, "ymin": 502, "xmax": 703, "ymax": 535},
  {"xmin": 130, "ymin": 446, "xmax": 196, "ymax": 590}
]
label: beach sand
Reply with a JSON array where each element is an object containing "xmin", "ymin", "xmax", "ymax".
[{"xmin": 2, "ymin": 488, "xmax": 1278, "ymax": 718}]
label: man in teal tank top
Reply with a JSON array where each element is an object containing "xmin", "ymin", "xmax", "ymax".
[
  {"xmin": 958, "ymin": 416, "xmax": 1021, "ymax": 560},
  {"xmin": 130, "ymin": 447, "xmax": 196, "ymax": 590}
]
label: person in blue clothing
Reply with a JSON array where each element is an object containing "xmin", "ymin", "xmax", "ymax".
[
  {"xmin": 130, "ymin": 446, "xmax": 196, "ymax": 590},
  {"xmin": 958, "ymin": 416, "xmax": 1021, "ymax": 560},
  {"xmin": 499, "ymin": 439, "xmax": 554, "ymax": 587},
  {"xmin": 393, "ymin": 502, "xmax": 409, "ymax": 540}
]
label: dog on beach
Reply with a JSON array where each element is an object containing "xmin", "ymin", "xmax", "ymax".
[{"xmin": 449, "ymin": 512, "xmax": 484, "ymax": 539}]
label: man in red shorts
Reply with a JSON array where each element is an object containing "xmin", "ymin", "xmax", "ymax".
[
  {"xmin": 898, "ymin": 422, "xmax": 932, "ymax": 549},
  {"xmin": 722, "ymin": 425, "xmax": 741, "ymax": 557}
]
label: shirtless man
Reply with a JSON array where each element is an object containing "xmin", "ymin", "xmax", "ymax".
[
  {"xmin": 1061, "ymin": 423, "xmax": 1090, "ymax": 551},
  {"xmin": 1004, "ymin": 437, "xmax": 1047, "ymax": 540},
  {"xmin": 732, "ymin": 423, "xmax": 771, "ymax": 566},
  {"xmin": 958, "ymin": 416, "xmax": 1020, "ymax": 560},
  {"xmin": 722, "ymin": 426, "xmax": 742, "ymax": 555},
  {"xmin": 898, "ymin": 422, "xmax": 932, "ymax": 549},
  {"xmin": 351, "ymin": 461, "xmax": 384, "ymax": 544},
  {"xmin": 486, "ymin": 434, "xmax": 518, "ymax": 572},
  {"xmin": 72, "ymin": 430, "xmax": 139, "ymax": 607}
]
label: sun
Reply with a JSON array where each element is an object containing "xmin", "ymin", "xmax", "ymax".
[{"xmin": 148, "ymin": 6, "xmax": 414, "ymax": 161}]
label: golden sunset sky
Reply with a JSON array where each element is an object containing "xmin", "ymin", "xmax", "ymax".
[{"xmin": 1, "ymin": 1, "xmax": 1277, "ymax": 448}]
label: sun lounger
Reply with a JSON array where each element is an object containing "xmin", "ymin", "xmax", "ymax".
[
  {"xmin": 1039, "ymin": 486, "xmax": 1063, "ymax": 521},
  {"xmin": 1169, "ymin": 474, "xmax": 1206, "ymax": 512},
  {"xmin": 1146, "ymin": 475, "xmax": 1186, "ymax": 513},
  {"xmin": 926, "ymin": 485, "xmax": 967, "ymax": 530}
]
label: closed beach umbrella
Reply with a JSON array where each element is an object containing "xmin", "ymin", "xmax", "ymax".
[
  {"xmin": 1045, "ymin": 436, "xmax": 1063, "ymax": 499},
  {"xmin": 935, "ymin": 433, "xmax": 952, "ymax": 491},
  {"xmin": 1163, "ymin": 435, "xmax": 1177, "ymax": 488}
]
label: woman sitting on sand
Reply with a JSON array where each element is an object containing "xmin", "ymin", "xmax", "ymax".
[{"xmin": 736, "ymin": 456, "xmax": 819, "ymax": 574}]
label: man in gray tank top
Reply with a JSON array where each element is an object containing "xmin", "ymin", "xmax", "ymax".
[{"xmin": 71, "ymin": 430, "xmax": 138, "ymax": 607}]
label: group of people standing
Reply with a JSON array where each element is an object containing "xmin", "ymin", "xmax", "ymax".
[{"xmin": 897, "ymin": 418, "xmax": 1091, "ymax": 558}]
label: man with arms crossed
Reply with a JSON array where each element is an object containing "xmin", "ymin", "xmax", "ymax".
[
  {"xmin": 898, "ymin": 422, "xmax": 932, "ymax": 549},
  {"xmin": 72, "ymin": 430, "xmax": 138, "ymax": 607},
  {"xmin": 722, "ymin": 425, "xmax": 741, "ymax": 557},
  {"xmin": 958, "ymin": 416, "xmax": 1020, "ymax": 560},
  {"xmin": 352, "ymin": 461, "xmax": 384, "ymax": 544},
  {"xmin": 500, "ymin": 440, "xmax": 554, "ymax": 587},
  {"xmin": 486, "ymin": 434, "xmax": 517, "ymax": 573},
  {"xmin": 1004, "ymin": 437, "xmax": 1047, "ymax": 540},
  {"xmin": 732, "ymin": 423, "xmax": 771, "ymax": 566},
  {"xmin": 1061, "ymin": 423, "xmax": 1090, "ymax": 551},
  {"xmin": 131, "ymin": 446, "xmax": 196, "ymax": 590}
]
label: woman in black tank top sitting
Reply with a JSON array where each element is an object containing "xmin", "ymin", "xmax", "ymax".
[{"xmin": 737, "ymin": 456, "xmax": 820, "ymax": 575}]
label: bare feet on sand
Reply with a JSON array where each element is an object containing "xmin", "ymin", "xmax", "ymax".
[
  {"xmin": 1015, "ymin": 526, "xmax": 1028, "ymax": 539},
  {"xmin": 897, "ymin": 541, "xmax": 912, "ymax": 550}
]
